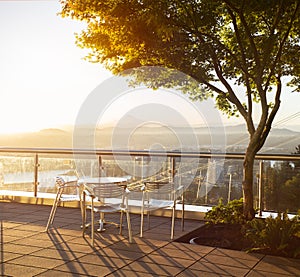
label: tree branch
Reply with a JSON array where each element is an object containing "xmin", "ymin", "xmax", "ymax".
[
  {"xmin": 210, "ymin": 50, "xmax": 250, "ymax": 121},
  {"xmin": 226, "ymin": 6, "xmax": 254, "ymax": 127},
  {"xmin": 182, "ymin": 1, "xmax": 254, "ymax": 81},
  {"xmin": 224, "ymin": 0, "xmax": 261, "ymax": 71},
  {"xmin": 226, "ymin": 7, "xmax": 248, "ymax": 76},
  {"xmin": 260, "ymin": 0, "xmax": 284, "ymax": 72},
  {"xmin": 264, "ymin": 1, "xmax": 300, "ymax": 93},
  {"xmin": 258, "ymin": 76, "xmax": 282, "ymax": 151}
]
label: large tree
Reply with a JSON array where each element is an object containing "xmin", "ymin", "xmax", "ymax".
[{"xmin": 60, "ymin": 0, "xmax": 300, "ymax": 219}]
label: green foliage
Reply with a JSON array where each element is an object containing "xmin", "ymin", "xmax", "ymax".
[
  {"xmin": 293, "ymin": 144, "xmax": 300, "ymax": 169},
  {"xmin": 244, "ymin": 211, "xmax": 300, "ymax": 258},
  {"xmin": 60, "ymin": 0, "xmax": 300, "ymax": 220},
  {"xmin": 204, "ymin": 200, "xmax": 300, "ymax": 257},
  {"xmin": 263, "ymin": 145, "xmax": 300, "ymax": 213},
  {"xmin": 60, "ymin": 0, "xmax": 300, "ymax": 102},
  {"xmin": 204, "ymin": 198, "xmax": 247, "ymax": 225}
]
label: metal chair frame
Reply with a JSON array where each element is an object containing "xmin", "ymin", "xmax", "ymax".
[
  {"xmin": 45, "ymin": 176, "xmax": 81, "ymax": 231},
  {"xmin": 82, "ymin": 182, "xmax": 132, "ymax": 246},
  {"xmin": 140, "ymin": 181, "xmax": 183, "ymax": 239}
]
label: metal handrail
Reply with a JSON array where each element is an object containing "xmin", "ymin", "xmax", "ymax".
[
  {"xmin": 1, "ymin": 147, "xmax": 300, "ymax": 213},
  {"xmin": 1, "ymin": 147, "xmax": 300, "ymax": 161}
]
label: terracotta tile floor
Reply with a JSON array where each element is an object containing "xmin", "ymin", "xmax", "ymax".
[{"xmin": 0, "ymin": 202, "xmax": 299, "ymax": 276}]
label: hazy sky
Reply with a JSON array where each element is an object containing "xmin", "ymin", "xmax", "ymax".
[
  {"xmin": 0, "ymin": 0, "xmax": 111, "ymax": 133},
  {"xmin": 0, "ymin": 0, "xmax": 299, "ymax": 134}
]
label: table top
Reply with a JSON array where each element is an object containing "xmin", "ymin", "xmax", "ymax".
[
  {"xmin": 78, "ymin": 176, "xmax": 129, "ymax": 185},
  {"xmin": 80, "ymin": 177, "xmax": 130, "ymax": 197}
]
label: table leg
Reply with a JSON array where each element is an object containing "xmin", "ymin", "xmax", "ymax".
[{"xmin": 97, "ymin": 213, "xmax": 106, "ymax": 232}]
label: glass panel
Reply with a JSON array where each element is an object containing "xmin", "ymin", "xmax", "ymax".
[
  {"xmin": 0, "ymin": 152, "xmax": 35, "ymax": 192},
  {"xmin": 37, "ymin": 154, "xmax": 77, "ymax": 193},
  {"xmin": 0, "ymin": 149, "xmax": 299, "ymax": 214},
  {"xmin": 263, "ymin": 159, "xmax": 300, "ymax": 214},
  {"xmin": 181, "ymin": 157, "xmax": 244, "ymax": 206}
]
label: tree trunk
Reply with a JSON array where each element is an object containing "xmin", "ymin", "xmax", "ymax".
[{"xmin": 242, "ymin": 149, "xmax": 256, "ymax": 220}]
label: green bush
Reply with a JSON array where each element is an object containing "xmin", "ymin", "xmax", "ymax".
[
  {"xmin": 204, "ymin": 198, "xmax": 247, "ymax": 225},
  {"xmin": 204, "ymin": 199, "xmax": 300, "ymax": 258},
  {"xmin": 244, "ymin": 211, "xmax": 300, "ymax": 258}
]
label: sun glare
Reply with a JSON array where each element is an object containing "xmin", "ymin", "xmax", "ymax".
[
  {"xmin": 0, "ymin": 1, "xmax": 110, "ymax": 135},
  {"xmin": 0, "ymin": 1, "xmax": 298, "ymax": 137}
]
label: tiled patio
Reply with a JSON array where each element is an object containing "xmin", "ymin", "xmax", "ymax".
[{"xmin": 0, "ymin": 201, "xmax": 299, "ymax": 277}]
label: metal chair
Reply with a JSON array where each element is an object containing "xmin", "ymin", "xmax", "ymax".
[
  {"xmin": 140, "ymin": 181, "xmax": 183, "ymax": 239},
  {"xmin": 82, "ymin": 181, "xmax": 132, "ymax": 246},
  {"xmin": 45, "ymin": 176, "xmax": 80, "ymax": 231}
]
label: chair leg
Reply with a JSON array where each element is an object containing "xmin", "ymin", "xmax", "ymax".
[
  {"xmin": 171, "ymin": 203, "xmax": 176, "ymax": 240},
  {"xmin": 126, "ymin": 210, "xmax": 132, "ymax": 243},
  {"xmin": 140, "ymin": 192, "xmax": 145, "ymax": 237},
  {"xmin": 82, "ymin": 191, "xmax": 87, "ymax": 237},
  {"xmin": 125, "ymin": 196, "xmax": 132, "ymax": 243},
  {"xmin": 91, "ymin": 198, "xmax": 95, "ymax": 246},
  {"xmin": 140, "ymin": 202, "xmax": 145, "ymax": 237},
  {"xmin": 147, "ymin": 211, "xmax": 150, "ymax": 230},
  {"xmin": 181, "ymin": 193, "xmax": 185, "ymax": 231},
  {"xmin": 45, "ymin": 189, "xmax": 62, "ymax": 231},
  {"xmin": 80, "ymin": 190, "xmax": 84, "ymax": 227},
  {"xmin": 119, "ymin": 210, "xmax": 124, "ymax": 235},
  {"xmin": 98, "ymin": 213, "xmax": 105, "ymax": 232}
]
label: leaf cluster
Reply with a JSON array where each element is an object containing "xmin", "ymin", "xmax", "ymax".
[
  {"xmin": 205, "ymin": 199, "xmax": 300, "ymax": 257},
  {"xmin": 59, "ymin": 0, "xmax": 300, "ymax": 145},
  {"xmin": 60, "ymin": 0, "xmax": 300, "ymax": 94},
  {"xmin": 204, "ymin": 198, "xmax": 248, "ymax": 225},
  {"xmin": 244, "ymin": 211, "xmax": 300, "ymax": 258}
]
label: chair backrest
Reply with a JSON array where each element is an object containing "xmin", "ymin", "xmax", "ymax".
[
  {"xmin": 143, "ymin": 181, "xmax": 178, "ymax": 199},
  {"xmin": 92, "ymin": 183, "xmax": 126, "ymax": 203},
  {"xmin": 56, "ymin": 175, "xmax": 79, "ymax": 195},
  {"xmin": 55, "ymin": 176, "xmax": 66, "ymax": 188}
]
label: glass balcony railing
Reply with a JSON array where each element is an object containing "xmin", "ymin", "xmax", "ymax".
[{"xmin": 0, "ymin": 147, "xmax": 300, "ymax": 214}]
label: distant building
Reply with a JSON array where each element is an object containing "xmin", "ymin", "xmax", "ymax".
[{"xmin": 199, "ymin": 158, "xmax": 224, "ymax": 199}]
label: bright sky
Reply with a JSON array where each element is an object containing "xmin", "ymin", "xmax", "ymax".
[
  {"xmin": 0, "ymin": 0, "xmax": 299, "ymax": 134},
  {"xmin": 0, "ymin": 0, "xmax": 111, "ymax": 134}
]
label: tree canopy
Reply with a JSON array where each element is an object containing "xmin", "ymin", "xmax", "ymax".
[
  {"xmin": 60, "ymin": 0, "xmax": 300, "ymax": 219},
  {"xmin": 61, "ymin": 0, "xmax": 299, "ymax": 145}
]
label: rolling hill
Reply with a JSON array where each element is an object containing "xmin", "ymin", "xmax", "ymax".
[{"xmin": 0, "ymin": 124, "xmax": 299, "ymax": 154}]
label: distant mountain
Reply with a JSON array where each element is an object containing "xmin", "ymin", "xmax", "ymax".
[
  {"xmin": 0, "ymin": 128, "xmax": 72, "ymax": 148},
  {"xmin": 224, "ymin": 123, "xmax": 300, "ymax": 135},
  {"xmin": 38, "ymin": 128, "xmax": 67, "ymax": 134},
  {"xmin": 0, "ymin": 124, "xmax": 299, "ymax": 154}
]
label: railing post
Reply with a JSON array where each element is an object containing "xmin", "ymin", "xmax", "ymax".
[
  {"xmin": 170, "ymin": 156, "xmax": 175, "ymax": 182},
  {"xmin": 34, "ymin": 153, "xmax": 39, "ymax": 197},
  {"xmin": 98, "ymin": 155, "xmax": 103, "ymax": 177},
  {"xmin": 141, "ymin": 156, "xmax": 144, "ymax": 181},
  {"xmin": 227, "ymin": 173, "xmax": 232, "ymax": 204},
  {"xmin": 258, "ymin": 160, "xmax": 264, "ymax": 217}
]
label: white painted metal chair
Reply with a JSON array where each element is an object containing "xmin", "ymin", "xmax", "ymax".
[
  {"xmin": 45, "ymin": 175, "xmax": 80, "ymax": 231},
  {"xmin": 82, "ymin": 181, "xmax": 132, "ymax": 246},
  {"xmin": 140, "ymin": 181, "xmax": 183, "ymax": 239}
]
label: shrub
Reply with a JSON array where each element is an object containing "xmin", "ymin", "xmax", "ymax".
[
  {"xmin": 244, "ymin": 211, "xmax": 300, "ymax": 258},
  {"xmin": 204, "ymin": 198, "xmax": 247, "ymax": 225}
]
